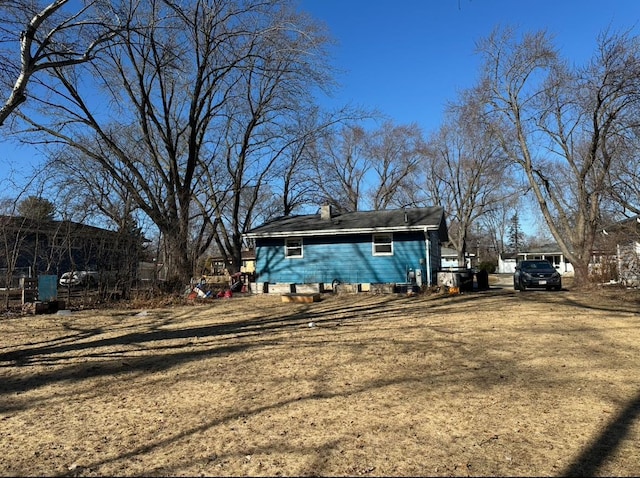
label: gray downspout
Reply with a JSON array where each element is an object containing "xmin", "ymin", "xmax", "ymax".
[{"xmin": 424, "ymin": 227, "xmax": 431, "ymax": 287}]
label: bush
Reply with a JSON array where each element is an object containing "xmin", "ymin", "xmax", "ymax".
[{"xmin": 478, "ymin": 261, "xmax": 496, "ymax": 274}]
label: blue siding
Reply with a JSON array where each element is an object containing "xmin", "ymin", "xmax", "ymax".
[{"xmin": 255, "ymin": 232, "xmax": 435, "ymax": 284}]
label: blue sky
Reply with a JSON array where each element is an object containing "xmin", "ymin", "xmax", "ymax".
[
  {"xmin": 297, "ymin": 0, "xmax": 640, "ymax": 131},
  {"xmin": 1, "ymin": 0, "xmax": 639, "ymax": 217},
  {"xmin": 296, "ymin": 0, "xmax": 640, "ymax": 234}
]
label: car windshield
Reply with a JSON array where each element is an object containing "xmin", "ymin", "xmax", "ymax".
[{"xmin": 520, "ymin": 261, "xmax": 555, "ymax": 271}]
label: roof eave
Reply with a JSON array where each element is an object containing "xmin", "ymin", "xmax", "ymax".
[{"xmin": 245, "ymin": 224, "xmax": 440, "ymax": 239}]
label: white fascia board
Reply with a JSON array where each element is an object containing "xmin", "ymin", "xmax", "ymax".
[{"xmin": 245, "ymin": 225, "xmax": 439, "ymax": 239}]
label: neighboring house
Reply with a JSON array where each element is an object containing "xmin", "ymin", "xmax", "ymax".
[
  {"xmin": 138, "ymin": 261, "xmax": 167, "ymax": 284},
  {"xmin": 207, "ymin": 249, "xmax": 256, "ymax": 276},
  {"xmin": 244, "ymin": 205, "xmax": 448, "ymax": 289},
  {"xmin": 596, "ymin": 216, "xmax": 640, "ymax": 286},
  {"xmin": 497, "ymin": 253, "xmax": 518, "ymax": 275},
  {"xmin": 0, "ymin": 215, "xmax": 144, "ymax": 287},
  {"xmin": 440, "ymin": 246, "xmax": 474, "ymax": 270},
  {"xmin": 497, "ymin": 244, "xmax": 574, "ymax": 275}
]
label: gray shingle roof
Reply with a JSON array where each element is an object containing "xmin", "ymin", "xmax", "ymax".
[
  {"xmin": 523, "ymin": 243, "xmax": 563, "ymax": 254},
  {"xmin": 245, "ymin": 206, "xmax": 448, "ymax": 239}
]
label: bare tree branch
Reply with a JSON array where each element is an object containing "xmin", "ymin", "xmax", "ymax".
[{"xmin": 0, "ymin": 0, "xmax": 120, "ymax": 126}]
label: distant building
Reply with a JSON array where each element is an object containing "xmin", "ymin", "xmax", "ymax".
[
  {"xmin": 498, "ymin": 245, "xmax": 574, "ymax": 275},
  {"xmin": 440, "ymin": 246, "xmax": 474, "ymax": 270},
  {"xmin": 596, "ymin": 216, "xmax": 640, "ymax": 286},
  {"xmin": 207, "ymin": 249, "xmax": 256, "ymax": 276},
  {"xmin": 0, "ymin": 215, "xmax": 144, "ymax": 287}
]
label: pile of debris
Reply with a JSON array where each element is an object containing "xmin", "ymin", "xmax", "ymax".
[{"xmin": 184, "ymin": 273, "xmax": 249, "ymax": 301}]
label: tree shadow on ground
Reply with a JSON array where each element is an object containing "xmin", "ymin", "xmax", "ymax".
[
  {"xmin": 2, "ymin": 290, "xmax": 638, "ymax": 475},
  {"xmin": 562, "ymin": 388, "xmax": 640, "ymax": 477},
  {"xmin": 0, "ymin": 296, "xmax": 407, "ymax": 397}
]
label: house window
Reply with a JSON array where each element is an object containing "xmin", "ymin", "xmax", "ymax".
[
  {"xmin": 548, "ymin": 255, "xmax": 561, "ymax": 267},
  {"xmin": 285, "ymin": 238, "xmax": 303, "ymax": 258},
  {"xmin": 373, "ymin": 234, "xmax": 393, "ymax": 256}
]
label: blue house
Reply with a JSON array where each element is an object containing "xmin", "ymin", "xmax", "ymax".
[{"xmin": 244, "ymin": 205, "xmax": 448, "ymax": 290}]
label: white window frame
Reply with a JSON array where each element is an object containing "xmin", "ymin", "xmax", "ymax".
[
  {"xmin": 285, "ymin": 237, "xmax": 303, "ymax": 258},
  {"xmin": 372, "ymin": 233, "xmax": 393, "ymax": 256}
]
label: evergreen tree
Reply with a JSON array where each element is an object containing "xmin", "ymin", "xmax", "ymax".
[
  {"xmin": 508, "ymin": 212, "xmax": 525, "ymax": 252},
  {"xmin": 17, "ymin": 196, "xmax": 55, "ymax": 221}
]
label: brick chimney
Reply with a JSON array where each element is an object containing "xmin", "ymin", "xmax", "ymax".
[{"xmin": 320, "ymin": 204, "xmax": 333, "ymax": 220}]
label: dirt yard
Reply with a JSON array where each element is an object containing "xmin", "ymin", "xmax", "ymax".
[{"xmin": 1, "ymin": 277, "xmax": 640, "ymax": 477}]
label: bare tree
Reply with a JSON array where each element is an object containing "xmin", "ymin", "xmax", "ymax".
[
  {"xmin": 0, "ymin": 215, "xmax": 28, "ymax": 308},
  {"xmin": 607, "ymin": 135, "xmax": 640, "ymax": 216},
  {"xmin": 49, "ymin": 153, "xmax": 150, "ymax": 296},
  {"xmin": 366, "ymin": 121, "xmax": 426, "ymax": 211},
  {"xmin": 310, "ymin": 124, "xmax": 369, "ymax": 212},
  {"xmin": 190, "ymin": 2, "xmax": 335, "ymax": 275},
  {"xmin": 273, "ymin": 108, "xmax": 359, "ymax": 217},
  {"xmin": 477, "ymin": 198, "xmax": 521, "ymax": 257},
  {"xmin": 16, "ymin": 0, "xmax": 334, "ymax": 285},
  {"xmin": 308, "ymin": 120, "xmax": 432, "ymax": 213},
  {"xmin": 278, "ymin": 128, "xmax": 318, "ymax": 217},
  {"xmin": 424, "ymin": 91, "xmax": 516, "ymax": 267},
  {"xmin": 0, "ymin": 0, "xmax": 118, "ymax": 127},
  {"xmin": 477, "ymin": 27, "xmax": 640, "ymax": 286}
]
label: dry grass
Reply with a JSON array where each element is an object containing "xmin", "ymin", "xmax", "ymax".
[{"xmin": 1, "ymin": 281, "xmax": 640, "ymax": 477}]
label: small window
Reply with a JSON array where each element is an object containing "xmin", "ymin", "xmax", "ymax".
[
  {"xmin": 285, "ymin": 238, "xmax": 303, "ymax": 258},
  {"xmin": 373, "ymin": 234, "xmax": 393, "ymax": 256}
]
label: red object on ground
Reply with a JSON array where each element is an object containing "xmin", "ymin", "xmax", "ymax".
[{"xmin": 224, "ymin": 289, "xmax": 233, "ymax": 298}]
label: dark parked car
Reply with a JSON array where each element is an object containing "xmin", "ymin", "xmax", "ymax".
[{"xmin": 513, "ymin": 260, "xmax": 562, "ymax": 291}]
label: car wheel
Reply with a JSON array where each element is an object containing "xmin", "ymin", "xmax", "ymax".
[{"xmin": 520, "ymin": 281, "xmax": 526, "ymax": 291}]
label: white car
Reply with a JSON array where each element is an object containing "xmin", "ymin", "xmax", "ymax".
[{"xmin": 59, "ymin": 271, "xmax": 99, "ymax": 287}]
